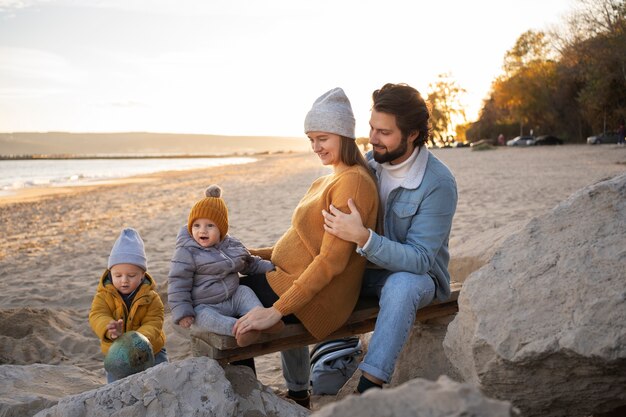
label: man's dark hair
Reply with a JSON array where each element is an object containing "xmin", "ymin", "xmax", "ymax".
[{"xmin": 372, "ymin": 83, "xmax": 431, "ymax": 148}]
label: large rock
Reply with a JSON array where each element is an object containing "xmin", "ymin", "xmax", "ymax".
[
  {"xmin": 34, "ymin": 357, "xmax": 309, "ymax": 417},
  {"xmin": 223, "ymin": 365, "xmax": 309, "ymax": 416},
  {"xmin": 0, "ymin": 364, "xmax": 103, "ymax": 417},
  {"xmin": 444, "ymin": 173, "xmax": 626, "ymax": 417},
  {"xmin": 449, "ymin": 220, "xmax": 525, "ymax": 283},
  {"xmin": 313, "ymin": 375, "xmax": 517, "ymax": 417}
]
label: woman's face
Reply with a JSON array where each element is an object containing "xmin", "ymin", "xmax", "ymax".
[{"xmin": 307, "ymin": 131, "xmax": 342, "ymax": 167}]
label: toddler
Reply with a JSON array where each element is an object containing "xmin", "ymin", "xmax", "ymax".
[
  {"xmin": 89, "ymin": 227, "xmax": 168, "ymax": 383},
  {"xmin": 168, "ymin": 185, "xmax": 283, "ymax": 347}
]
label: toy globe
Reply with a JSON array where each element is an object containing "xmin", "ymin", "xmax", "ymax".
[{"xmin": 104, "ymin": 331, "xmax": 155, "ymax": 379}]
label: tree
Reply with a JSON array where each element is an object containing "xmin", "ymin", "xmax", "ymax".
[
  {"xmin": 503, "ymin": 30, "xmax": 553, "ymax": 77},
  {"xmin": 551, "ymin": 0, "xmax": 626, "ymax": 133},
  {"xmin": 426, "ymin": 73, "xmax": 467, "ymax": 144},
  {"xmin": 469, "ymin": 0, "xmax": 626, "ymax": 142},
  {"xmin": 493, "ymin": 30, "xmax": 561, "ymax": 136}
]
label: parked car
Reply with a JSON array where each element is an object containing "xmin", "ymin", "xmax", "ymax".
[
  {"xmin": 470, "ymin": 139, "xmax": 496, "ymax": 147},
  {"xmin": 587, "ymin": 131, "xmax": 618, "ymax": 144},
  {"xmin": 506, "ymin": 135, "xmax": 535, "ymax": 146},
  {"xmin": 534, "ymin": 135, "xmax": 564, "ymax": 145}
]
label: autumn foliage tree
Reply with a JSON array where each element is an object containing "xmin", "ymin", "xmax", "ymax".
[
  {"xmin": 467, "ymin": 0, "xmax": 626, "ymax": 143},
  {"xmin": 427, "ymin": 73, "xmax": 467, "ymax": 145}
]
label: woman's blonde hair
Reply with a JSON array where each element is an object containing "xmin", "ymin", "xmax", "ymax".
[{"xmin": 340, "ymin": 136, "xmax": 372, "ymax": 175}]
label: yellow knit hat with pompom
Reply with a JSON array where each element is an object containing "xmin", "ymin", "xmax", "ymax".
[{"xmin": 187, "ymin": 185, "xmax": 228, "ymax": 239}]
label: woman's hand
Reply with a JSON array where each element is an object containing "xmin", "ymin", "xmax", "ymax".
[{"xmin": 233, "ymin": 306, "xmax": 282, "ymax": 337}]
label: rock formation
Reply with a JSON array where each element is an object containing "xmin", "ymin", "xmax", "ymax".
[
  {"xmin": 33, "ymin": 357, "xmax": 308, "ymax": 417},
  {"xmin": 313, "ymin": 375, "xmax": 517, "ymax": 417},
  {"xmin": 444, "ymin": 173, "xmax": 626, "ymax": 416}
]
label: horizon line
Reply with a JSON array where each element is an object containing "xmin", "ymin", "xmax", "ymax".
[{"xmin": 0, "ymin": 130, "xmax": 306, "ymax": 139}]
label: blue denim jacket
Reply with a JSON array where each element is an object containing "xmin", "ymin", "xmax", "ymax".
[{"xmin": 360, "ymin": 147, "xmax": 457, "ymax": 301}]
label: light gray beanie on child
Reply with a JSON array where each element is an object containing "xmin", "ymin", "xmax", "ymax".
[
  {"xmin": 108, "ymin": 227, "xmax": 147, "ymax": 271},
  {"xmin": 304, "ymin": 87, "xmax": 356, "ymax": 139}
]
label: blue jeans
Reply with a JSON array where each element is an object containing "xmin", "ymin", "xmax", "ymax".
[
  {"xmin": 281, "ymin": 346, "xmax": 310, "ymax": 391},
  {"xmin": 358, "ymin": 269, "xmax": 435, "ymax": 383},
  {"xmin": 106, "ymin": 348, "xmax": 169, "ymax": 383}
]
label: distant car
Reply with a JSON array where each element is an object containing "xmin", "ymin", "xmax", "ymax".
[
  {"xmin": 506, "ymin": 135, "xmax": 535, "ymax": 146},
  {"xmin": 534, "ymin": 135, "xmax": 563, "ymax": 145},
  {"xmin": 470, "ymin": 139, "xmax": 496, "ymax": 147},
  {"xmin": 587, "ymin": 131, "xmax": 618, "ymax": 144}
]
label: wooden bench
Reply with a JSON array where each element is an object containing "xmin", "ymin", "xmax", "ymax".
[{"xmin": 191, "ymin": 282, "xmax": 462, "ymax": 363}]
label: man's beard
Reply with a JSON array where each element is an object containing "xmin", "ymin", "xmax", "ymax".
[{"xmin": 373, "ymin": 136, "xmax": 409, "ymax": 164}]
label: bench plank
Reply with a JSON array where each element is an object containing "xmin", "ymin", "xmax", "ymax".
[{"xmin": 191, "ymin": 282, "xmax": 461, "ymax": 362}]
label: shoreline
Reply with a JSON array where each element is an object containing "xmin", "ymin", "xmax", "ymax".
[
  {"xmin": 0, "ymin": 149, "xmax": 301, "ymax": 160},
  {"xmin": 0, "ymin": 177, "xmax": 159, "ymax": 206},
  {"xmin": 0, "ymin": 153, "xmax": 308, "ymax": 206}
]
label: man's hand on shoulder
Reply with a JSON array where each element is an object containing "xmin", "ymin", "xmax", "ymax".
[{"xmin": 322, "ymin": 198, "xmax": 370, "ymax": 247}]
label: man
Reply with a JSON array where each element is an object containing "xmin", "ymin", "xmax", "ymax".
[{"xmin": 322, "ymin": 83, "xmax": 457, "ymax": 393}]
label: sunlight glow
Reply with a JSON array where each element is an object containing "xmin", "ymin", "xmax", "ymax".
[{"xmin": 0, "ymin": 0, "xmax": 574, "ymax": 137}]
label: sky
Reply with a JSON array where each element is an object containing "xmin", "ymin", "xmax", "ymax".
[{"xmin": 0, "ymin": 0, "xmax": 575, "ymax": 138}]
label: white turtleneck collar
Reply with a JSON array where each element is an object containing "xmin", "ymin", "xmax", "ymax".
[{"xmin": 380, "ymin": 144, "xmax": 420, "ymax": 177}]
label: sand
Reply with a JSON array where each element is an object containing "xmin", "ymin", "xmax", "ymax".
[{"xmin": 1, "ymin": 145, "xmax": 625, "ymax": 407}]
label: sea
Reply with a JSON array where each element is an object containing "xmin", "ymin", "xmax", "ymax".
[{"xmin": 0, "ymin": 156, "xmax": 257, "ymax": 196}]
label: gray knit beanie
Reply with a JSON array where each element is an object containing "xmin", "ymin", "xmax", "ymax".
[
  {"xmin": 304, "ymin": 87, "xmax": 356, "ymax": 139},
  {"xmin": 108, "ymin": 228, "xmax": 147, "ymax": 271}
]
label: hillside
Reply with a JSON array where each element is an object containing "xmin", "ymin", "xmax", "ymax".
[{"xmin": 0, "ymin": 132, "xmax": 309, "ymax": 157}]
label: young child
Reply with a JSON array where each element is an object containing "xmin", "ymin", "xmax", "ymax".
[
  {"xmin": 168, "ymin": 185, "xmax": 283, "ymax": 347},
  {"xmin": 89, "ymin": 227, "xmax": 168, "ymax": 383}
]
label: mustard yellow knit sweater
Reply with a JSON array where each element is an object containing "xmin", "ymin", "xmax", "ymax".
[{"xmin": 262, "ymin": 164, "xmax": 378, "ymax": 340}]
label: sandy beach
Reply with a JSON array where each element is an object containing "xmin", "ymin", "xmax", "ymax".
[{"xmin": 1, "ymin": 145, "xmax": 625, "ymax": 410}]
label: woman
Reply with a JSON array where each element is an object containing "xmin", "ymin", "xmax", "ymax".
[{"xmin": 233, "ymin": 87, "xmax": 378, "ymax": 407}]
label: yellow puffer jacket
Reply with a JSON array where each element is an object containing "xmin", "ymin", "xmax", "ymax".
[{"xmin": 89, "ymin": 270, "xmax": 166, "ymax": 355}]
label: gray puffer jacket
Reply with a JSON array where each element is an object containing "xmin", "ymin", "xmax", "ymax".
[{"xmin": 168, "ymin": 225, "xmax": 274, "ymax": 324}]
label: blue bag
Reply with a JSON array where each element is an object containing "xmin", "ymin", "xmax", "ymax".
[{"xmin": 309, "ymin": 337, "xmax": 363, "ymax": 395}]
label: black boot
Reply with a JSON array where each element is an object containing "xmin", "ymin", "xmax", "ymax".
[
  {"xmin": 287, "ymin": 389, "xmax": 310, "ymax": 409},
  {"xmin": 356, "ymin": 375, "xmax": 382, "ymax": 393}
]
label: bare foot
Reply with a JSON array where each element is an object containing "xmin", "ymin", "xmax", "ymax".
[
  {"xmin": 235, "ymin": 321, "xmax": 285, "ymax": 347},
  {"xmin": 264, "ymin": 320, "xmax": 285, "ymax": 334},
  {"xmin": 236, "ymin": 330, "xmax": 261, "ymax": 347}
]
